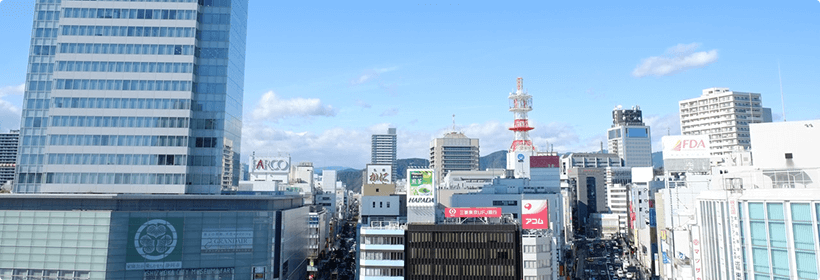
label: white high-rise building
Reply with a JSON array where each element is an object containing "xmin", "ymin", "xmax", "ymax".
[
  {"xmin": 372, "ymin": 128, "xmax": 397, "ymax": 181},
  {"xmin": 15, "ymin": 0, "xmax": 248, "ymax": 194},
  {"xmin": 607, "ymin": 105, "xmax": 652, "ymax": 167},
  {"xmin": 678, "ymin": 88, "xmax": 772, "ymax": 157}
]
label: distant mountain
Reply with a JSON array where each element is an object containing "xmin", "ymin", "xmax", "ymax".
[
  {"xmin": 315, "ymin": 166, "xmax": 356, "ymax": 175},
  {"xmin": 395, "ymin": 158, "xmax": 430, "ymax": 180},
  {"xmin": 480, "ymin": 150, "xmax": 507, "ymax": 170},
  {"xmin": 652, "ymin": 151, "xmax": 664, "ymax": 169},
  {"xmin": 337, "ymin": 169, "xmax": 364, "ymax": 193}
]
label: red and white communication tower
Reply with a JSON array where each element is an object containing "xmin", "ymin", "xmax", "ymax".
[{"xmin": 508, "ymin": 77, "xmax": 534, "ymax": 152}]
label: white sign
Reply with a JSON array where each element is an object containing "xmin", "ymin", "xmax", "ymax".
[
  {"xmin": 728, "ymin": 197, "xmax": 743, "ymax": 280},
  {"xmin": 366, "ymin": 164, "xmax": 392, "ymax": 184},
  {"xmin": 662, "ymin": 135, "xmax": 710, "ymax": 159},
  {"xmin": 692, "ymin": 225, "xmax": 703, "ymax": 280},
  {"xmin": 251, "ymin": 156, "xmax": 290, "ymax": 172},
  {"xmin": 407, "ymin": 169, "xmax": 435, "ymax": 206},
  {"xmin": 201, "ymin": 229, "xmax": 254, "ymax": 253}
]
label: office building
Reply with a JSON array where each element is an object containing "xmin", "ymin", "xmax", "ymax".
[
  {"xmin": 0, "ymin": 130, "xmax": 19, "ymax": 186},
  {"xmin": 307, "ymin": 206, "xmax": 331, "ymax": 278},
  {"xmin": 0, "ymin": 193, "xmax": 308, "ymax": 280},
  {"xmin": 607, "ymin": 106, "xmax": 653, "ymax": 167},
  {"xmin": 357, "ymin": 178, "xmax": 406, "ymax": 280},
  {"xmin": 678, "ymin": 88, "xmax": 772, "ymax": 157},
  {"xmin": 15, "ymin": 0, "xmax": 248, "ymax": 194},
  {"xmin": 405, "ymin": 224, "xmax": 522, "ymax": 280},
  {"xmin": 429, "ymin": 132, "xmax": 479, "ymax": 187},
  {"xmin": 372, "ymin": 128, "xmax": 398, "ymax": 182}
]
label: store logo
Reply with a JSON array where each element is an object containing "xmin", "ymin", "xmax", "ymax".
[
  {"xmin": 448, "ymin": 208, "xmax": 457, "ymax": 216},
  {"xmin": 134, "ymin": 219, "xmax": 178, "ymax": 261},
  {"xmin": 672, "ymin": 139, "xmax": 706, "ymax": 151},
  {"xmin": 524, "ymin": 203, "xmax": 532, "ymax": 210}
]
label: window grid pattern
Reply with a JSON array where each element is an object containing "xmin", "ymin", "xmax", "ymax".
[
  {"xmin": 53, "ymin": 98, "xmax": 190, "ymax": 110},
  {"xmin": 48, "ymin": 135, "xmax": 188, "ymax": 147},
  {"xmin": 62, "ymin": 8, "xmax": 196, "ymax": 20},
  {"xmin": 45, "ymin": 172, "xmax": 186, "ymax": 185},
  {"xmin": 50, "ymin": 116, "xmax": 189, "ymax": 128},
  {"xmin": 57, "ymin": 61, "xmax": 193, "ymax": 73},
  {"xmin": 61, "ymin": 25, "xmax": 194, "ymax": 38},
  {"xmin": 55, "ymin": 79, "xmax": 193, "ymax": 91},
  {"xmin": 59, "ymin": 43, "xmax": 193, "ymax": 55}
]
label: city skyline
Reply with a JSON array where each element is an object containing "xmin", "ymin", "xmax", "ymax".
[{"xmin": 1, "ymin": 0, "xmax": 819, "ymax": 168}]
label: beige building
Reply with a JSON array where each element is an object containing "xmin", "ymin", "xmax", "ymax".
[
  {"xmin": 678, "ymin": 87, "xmax": 772, "ymax": 157},
  {"xmin": 429, "ymin": 132, "xmax": 480, "ymax": 186}
]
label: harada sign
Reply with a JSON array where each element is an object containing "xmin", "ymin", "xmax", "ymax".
[
  {"xmin": 662, "ymin": 135, "xmax": 710, "ymax": 159},
  {"xmin": 407, "ymin": 169, "xmax": 435, "ymax": 206},
  {"xmin": 126, "ymin": 218, "xmax": 184, "ymax": 270}
]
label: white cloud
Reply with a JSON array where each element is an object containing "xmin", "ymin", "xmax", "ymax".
[
  {"xmin": 632, "ymin": 43, "xmax": 718, "ymax": 77},
  {"xmin": 350, "ymin": 67, "xmax": 398, "ymax": 85},
  {"xmin": 0, "ymin": 83, "xmax": 24, "ymax": 131},
  {"xmin": 379, "ymin": 108, "xmax": 399, "ymax": 117},
  {"xmin": 355, "ymin": 99, "xmax": 371, "ymax": 109},
  {"xmin": 240, "ymin": 119, "xmax": 605, "ymax": 168},
  {"xmin": 250, "ymin": 91, "xmax": 336, "ymax": 121},
  {"xmin": 643, "ymin": 113, "xmax": 682, "ymax": 152}
]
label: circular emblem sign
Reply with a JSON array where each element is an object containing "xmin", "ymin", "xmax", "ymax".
[
  {"xmin": 517, "ymin": 154, "xmax": 525, "ymax": 160},
  {"xmin": 134, "ymin": 219, "xmax": 178, "ymax": 261}
]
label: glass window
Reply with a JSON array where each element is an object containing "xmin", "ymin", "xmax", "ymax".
[
  {"xmin": 767, "ymin": 203, "xmax": 784, "ymax": 220},
  {"xmin": 796, "ymin": 251, "xmax": 818, "ymax": 279}
]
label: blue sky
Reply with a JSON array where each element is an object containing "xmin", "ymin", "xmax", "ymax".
[{"xmin": 0, "ymin": 0, "xmax": 818, "ymax": 168}]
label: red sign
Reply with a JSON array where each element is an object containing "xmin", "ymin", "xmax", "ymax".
[
  {"xmin": 522, "ymin": 200, "xmax": 549, "ymax": 229},
  {"xmin": 530, "ymin": 156, "xmax": 559, "ymax": 168},
  {"xmin": 672, "ymin": 139, "xmax": 707, "ymax": 151},
  {"xmin": 445, "ymin": 207, "xmax": 502, "ymax": 218}
]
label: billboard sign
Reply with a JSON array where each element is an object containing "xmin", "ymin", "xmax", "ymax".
[
  {"xmin": 530, "ymin": 156, "xmax": 559, "ymax": 168},
  {"xmin": 445, "ymin": 207, "xmax": 502, "ymax": 218},
  {"xmin": 662, "ymin": 135, "xmax": 710, "ymax": 159},
  {"xmin": 407, "ymin": 169, "xmax": 435, "ymax": 206},
  {"xmin": 366, "ymin": 164, "xmax": 392, "ymax": 184},
  {"xmin": 126, "ymin": 218, "xmax": 184, "ymax": 270},
  {"xmin": 201, "ymin": 228, "xmax": 254, "ymax": 253},
  {"xmin": 521, "ymin": 200, "xmax": 549, "ymax": 229},
  {"xmin": 251, "ymin": 156, "xmax": 290, "ymax": 172}
]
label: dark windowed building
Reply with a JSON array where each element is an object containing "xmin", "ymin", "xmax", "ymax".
[{"xmin": 405, "ymin": 224, "xmax": 521, "ymax": 280}]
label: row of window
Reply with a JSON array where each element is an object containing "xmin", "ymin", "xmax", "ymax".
[
  {"xmin": 362, "ymin": 251, "xmax": 404, "ymax": 261},
  {"xmin": 61, "ymin": 25, "xmax": 195, "ymax": 38},
  {"xmin": 523, "ymin": 259, "xmax": 549, "ymax": 269},
  {"xmin": 69, "ymin": 0, "xmax": 196, "ymax": 2},
  {"xmin": 36, "ymin": 11, "xmax": 60, "ymax": 21},
  {"xmin": 62, "ymin": 8, "xmax": 196, "ymax": 20},
  {"xmin": 59, "ymin": 43, "xmax": 194, "ymax": 55},
  {"xmin": 57, "ymin": 61, "xmax": 194, "ymax": 74},
  {"xmin": 50, "ymin": 116, "xmax": 190, "ymax": 128},
  {"xmin": 47, "ymin": 153, "xmax": 187, "ymax": 166},
  {"xmin": 45, "ymin": 172, "xmax": 187, "ymax": 185},
  {"xmin": 29, "ymin": 63, "xmax": 54, "ymax": 74},
  {"xmin": 32, "ymin": 45, "xmax": 56, "ymax": 56},
  {"xmin": 34, "ymin": 28, "xmax": 58, "ymax": 38},
  {"xmin": 363, "ymin": 236, "xmax": 404, "ymax": 245},
  {"xmin": 48, "ymin": 134, "xmax": 188, "ymax": 147},
  {"xmin": 53, "ymin": 97, "xmax": 191, "ymax": 110},
  {"xmin": 55, "ymin": 79, "xmax": 193, "ymax": 92}
]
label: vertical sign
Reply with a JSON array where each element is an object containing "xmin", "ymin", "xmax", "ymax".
[
  {"xmin": 407, "ymin": 169, "xmax": 435, "ymax": 206},
  {"xmin": 728, "ymin": 198, "xmax": 743, "ymax": 280},
  {"xmin": 126, "ymin": 218, "xmax": 184, "ymax": 270},
  {"xmin": 692, "ymin": 225, "xmax": 703, "ymax": 280},
  {"xmin": 522, "ymin": 200, "xmax": 549, "ymax": 229}
]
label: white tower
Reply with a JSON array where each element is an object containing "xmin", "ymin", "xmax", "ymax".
[{"xmin": 507, "ymin": 77, "xmax": 537, "ymax": 178}]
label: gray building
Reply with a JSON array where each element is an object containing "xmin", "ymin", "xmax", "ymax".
[
  {"xmin": 0, "ymin": 193, "xmax": 308, "ymax": 280},
  {"xmin": 607, "ymin": 106, "xmax": 652, "ymax": 167},
  {"xmin": 371, "ymin": 128, "xmax": 397, "ymax": 181},
  {"xmin": 15, "ymin": 0, "xmax": 248, "ymax": 194},
  {"xmin": 429, "ymin": 132, "xmax": 479, "ymax": 186},
  {"xmin": 0, "ymin": 130, "xmax": 19, "ymax": 187}
]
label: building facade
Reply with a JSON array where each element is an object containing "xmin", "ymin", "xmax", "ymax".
[
  {"xmin": 678, "ymin": 88, "xmax": 772, "ymax": 157},
  {"xmin": 372, "ymin": 128, "xmax": 398, "ymax": 182},
  {"xmin": 0, "ymin": 194, "xmax": 307, "ymax": 280},
  {"xmin": 0, "ymin": 130, "xmax": 19, "ymax": 187},
  {"xmin": 405, "ymin": 224, "xmax": 522, "ymax": 280},
  {"xmin": 429, "ymin": 132, "xmax": 479, "ymax": 187},
  {"xmin": 607, "ymin": 106, "xmax": 652, "ymax": 167},
  {"xmin": 15, "ymin": 0, "xmax": 248, "ymax": 194}
]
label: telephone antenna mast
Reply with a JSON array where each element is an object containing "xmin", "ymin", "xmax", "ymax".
[
  {"xmin": 452, "ymin": 114, "xmax": 456, "ymax": 132},
  {"xmin": 778, "ymin": 62, "xmax": 786, "ymax": 122}
]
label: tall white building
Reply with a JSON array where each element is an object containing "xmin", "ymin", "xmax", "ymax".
[
  {"xmin": 372, "ymin": 128, "xmax": 397, "ymax": 181},
  {"xmin": 15, "ymin": 0, "xmax": 248, "ymax": 194},
  {"xmin": 607, "ymin": 106, "xmax": 653, "ymax": 167},
  {"xmin": 678, "ymin": 88, "xmax": 772, "ymax": 157},
  {"xmin": 429, "ymin": 132, "xmax": 479, "ymax": 186}
]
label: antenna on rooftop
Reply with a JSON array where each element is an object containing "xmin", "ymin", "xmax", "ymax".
[
  {"xmin": 778, "ymin": 62, "xmax": 786, "ymax": 122},
  {"xmin": 452, "ymin": 114, "xmax": 456, "ymax": 132}
]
